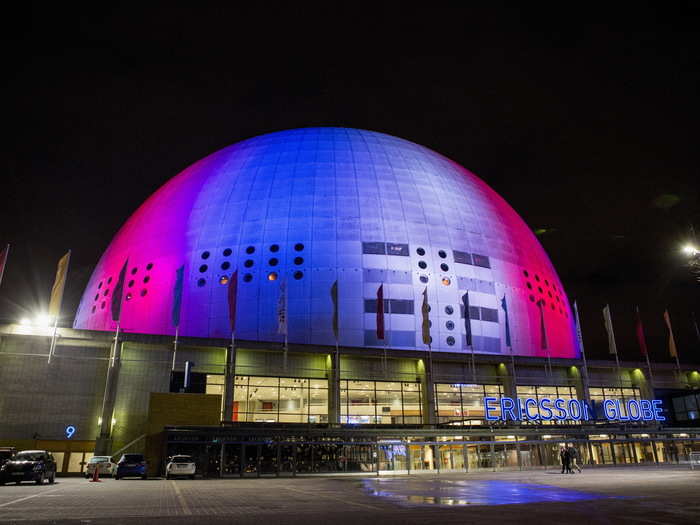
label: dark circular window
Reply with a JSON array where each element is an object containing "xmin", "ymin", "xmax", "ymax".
[
  {"xmin": 440, "ymin": 263, "xmax": 449, "ymax": 272},
  {"xmin": 243, "ymin": 273, "xmax": 253, "ymax": 282},
  {"xmin": 246, "ymin": 246, "xmax": 255, "ymax": 254},
  {"xmin": 141, "ymin": 289, "xmax": 148, "ymax": 297},
  {"xmin": 223, "ymin": 248, "xmax": 232, "ymax": 257},
  {"xmin": 107, "ymin": 277, "xmax": 112, "ymax": 284},
  {"xmin": 126, "ymin": 293, "xmax": 132, "ymax": 301},
  {"xmin": 91, "ymin": 305, "xmax": 96, "ymax": 314},
  {"xmin": 545, "ymin": 279, "xmax": 549, "ymax": 286},
  {"xmin": 523, "ymin": 270, "xmax": 529, "ymax": 277},
  {"xmin": 101, "ymin": 301, "xmax": 106, "ymax": 309},
  {"xmin": 94, "ymin": 293, "xmax": 99, "ymax": 301},
  {"xmin": 294, "ymin": 271, "xmax": 303, "ymax": 280},
  {"xmin": 244, "ymin": 259, "xmax": 254, "ymax": 268},
  {"xmin": 270, "ymin": 244, "xmax": 279, "ymax": 252},
  {"xmin": 535, "ymin": 274, "xmax": 540, "ymax": 282},
  {"xmin": 446, "ymin": 320, "xmax": 455, "ymax": 330},
  {"xmin": 219, "ymin": 275, "xmax": 229, "ymax": 285},
  {"xmin": 442, "ymin": 277, "xmax": 451, "ymax": 286},
  {"xmin": 445, "ymin": 305, "xmax": 454, "ymax": 315},
  {"xmin": 538, "ymin": 287, "xmax": 543, "ymax": 293},
  {"xmin": 201, "ymin": 251, "xmax": 210, "ymax": 259},
  {"xmin": 98, "ymin": 281, "xmax": 103, "ymax": 289},
  {"xmin": 146, "ymin": 263, "xmax": 154, "ymax": 270},
  {"xmin": 555, "ymin": 296, "xmax": 560, "ymax": 303},
  {"xmin": 446, "ymin": 336, "xmax": 456, "ymax": 346},
  {"xmin": 551, "ymin": 303, "xmax": 556, "ymax": 310},
  {"xmin": 294, "ymin": 256, "xmax": 303, "ymax": 265},
  {"xmin": 131, "ymin": 267, "xmax": 138, "ymax": 275},
  {"xmin": 548, "ymin": 291, "xmax": 552, "ymax": 298},
  {"xmin": 417, "ymin": 247, "xmax": 425, "ymax": 256},
  {"xmin": 197, "ymin": 278, "xmax": 206, "ymax": 287},
  {"xmin": 529, "ymin": 295, "xmax": 535, "ymax": 302},
  {"xmin": 221, "ymin": 261, "xmax": 231, "ymax": 270},
  {"xmin": 526, "ymin": 282, "xmax": 532, "ymax": 289},
  {"xmin": 103, "ymin": 289, "xmax": 110, "ymax": 296},
  {"xmin": 143, "ymin": 276, "xmax": 150, "ymax": 284},
  {"xmin": 294, "ymin": 243, "xmax": 304, "ymax": 252},
  {"xmin": 418, "ymin": 261, "xmax": 427, "ymax": 269},
  {"xmin": 128, "ymin": 280, "xmax": 134, "ymax": 288},
  {"xmin": 199, "ymin": 264, "xmax": 208, "ymax": 273},
  {"xmin": 269, "ymin": 258, "xmax": 279, "ymax": 267},
  {"xmin": 438, "ymin": 250, "xmax": 447, "ymax": 259},
  {"xmin": 419, "ymin": 275, "xmax": 429, "ymax": 283}
]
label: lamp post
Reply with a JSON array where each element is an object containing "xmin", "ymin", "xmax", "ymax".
[{"xmin": 681, "ymin": 243, "xmax": 700, "ymax": 282}]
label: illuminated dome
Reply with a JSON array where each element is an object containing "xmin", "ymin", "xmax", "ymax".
[{"xmin": 74, "ymin": 128, "xmax": 578, "ymax": 357}]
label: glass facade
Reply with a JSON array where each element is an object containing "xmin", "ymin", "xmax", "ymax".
[
  {"xmin": 515, "ymin": 385, "xmax": 577, "ymax": 424},
  {"xmin": 588, "ymin": 387, "xmax": 641, "ymax": 418},
  {"xmin": 233, "ymin": 375, "xmax": 328, "ymax": 423},
  {"xmin": 434, "ymin": 383, "xmax": 505, "ymax": 424},
  {"xmin": 672, "ymin": 393, "xmax": 700, "ymax": 422},
  {"xmin": 340, "ymin": 380, "xmax": 422, "ymax": 424}
]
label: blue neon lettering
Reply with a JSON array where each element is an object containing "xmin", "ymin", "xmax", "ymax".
[
  {"xmin": 567, "ymin": 399, "xmax": 582, "ymax": 420},
  {"xmin": 553, "ymin": 398, "xmax": 567, "ymax": 420},
  {"xmin": 524, "ymin": 398, "xmax": 539, "ymax": 420},
  {"xmin": 603, "ymin": 399, "xmax": 618, "ymax": 420},
  {"xmin": 501, "ymin": 397, "xmax": 516, "ymax": 421},
  {"xmin": 652, "ymin": 399, "xmax": 666, "ymax": 421},
  {"xmin": 581, "ymin": 400, "xmax": 595, "ymax": 421},
  {"xmin": 627, "ymin": 399, "xmax": 641, "ymax": 421},
  {"xmin": 639, "ymin": 400, "xmax": 653, "ymax": 420},
  {"xmin": 539, "ymin": 398, "xmax": 553, "ymax": 420},
  {"xmin": 484, "ymin": 397, "xmax": 499, "ymax": 421},
  {"xmin": 516, "ymin": 398, "xmax": 525, "ymax": 420},
  {"xmin": 615, "ymin": 399, "xmax": 630, "ymax": 421}
]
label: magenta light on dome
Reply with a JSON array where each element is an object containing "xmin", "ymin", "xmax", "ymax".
[{"xmin": 74, "ymin": 128, "xmax": 579, "ymax": 358}]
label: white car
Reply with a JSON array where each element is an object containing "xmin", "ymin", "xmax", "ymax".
[
  {"xmin": 165, "ymin": 455, "xmax": 196, "ymax": 479},
  {"xmin": 85, "ymin": 456, "xmax": 116, "ymax": 478}
]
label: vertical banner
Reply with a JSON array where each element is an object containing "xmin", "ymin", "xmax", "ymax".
[
  {"xmin": 171, "ymin": 265, "xmax": 185, "ymax": 328},
  {"xmin": 421, "ymin": 287, "xmax": 431, "ymax": 345},
  {"xmin": 536, "ymin": 298, "xmax": 548, "ymax": 349},
  {"xmin": 376, "ymin": 284, "xmax": 385, "ymax": 340},
  {"xmin": 635, "ymin": 306, "xmax": 648, "ymax": 356},
  {"xmin": 48, "ymin": 250, "xmax": 71, "ymax": 319},
  {"xmin": 227, "ymin": 269, "xmax": 238, "ymax": 333},
  {"xmin": 462, "ymin": 291, "xmax": 472, "ymax": 347},
  {"xmin": 500, "ymin": 295, "xmax": 511, "ymax": 348},
  {"xmin": 0, "ymin": 244, "xmax": 8, "ymax": 289},
  {"xmin": 602, "ymin": 304, "xmax": 618, "ymax": 355},
  {"xmin": 111, "ymin": 258, "xmax": 129, "ymax": 322},
  {"xmin": 277, "ymin": 279, "xmax": 288, "ymax": 335},
  {"xmin": 663, "ymin": 310, "xmax": 678, "ymax": 358},
  {"xmin": 331, "ymin": 280, "xmax": 339, "ymax": 341}
]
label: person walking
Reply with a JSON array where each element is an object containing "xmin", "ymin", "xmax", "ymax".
[
  {"xmin": 569, "ymin": 445, "xmax": 582, "ymax": 473},
  {"xmin": 560, "ymin": 446, "xmax": 571, "ymax": 474}
]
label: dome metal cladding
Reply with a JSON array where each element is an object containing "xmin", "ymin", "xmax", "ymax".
[{"xmin": 74, "ymin": 127, "xmax": 578, "ymax": 358}]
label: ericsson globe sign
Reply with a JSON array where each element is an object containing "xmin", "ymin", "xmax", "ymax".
[{"xmin": 484, "ymin": 397, "xmax": 665, "ymax": 423}]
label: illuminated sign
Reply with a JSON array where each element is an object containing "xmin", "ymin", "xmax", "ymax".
[
  {"xmin": 484, "ymin": 397, "xmax": 665, "ymax": 422},
  {"xmin": 65, "ymin": 425, "xmax": 76, "ymax": 439}
]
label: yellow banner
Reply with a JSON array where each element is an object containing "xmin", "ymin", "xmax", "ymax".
[{"xmin": 48, "ymin": 251, "xmax": 71, "ymax": 319}]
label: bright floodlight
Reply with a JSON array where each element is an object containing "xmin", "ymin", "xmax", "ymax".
[
  {"xmin": 35, "ymin": 314, "xmax": 51, "ymax": 327},
  {"xmin": 682, "ymin": 244, "xmax": 699, "ymax": 256},
  {"xmin": 19, "ymin": 318, "xmax": 30, "ymax": 326}
]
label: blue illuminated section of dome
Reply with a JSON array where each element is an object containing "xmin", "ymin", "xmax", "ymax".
[{"xmin": 74, "ymin": 127, "xmax": 578, "ymax": 358}]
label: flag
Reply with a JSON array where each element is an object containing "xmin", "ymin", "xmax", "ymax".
[
  {"xmin": 227, "ymin": 269, "xmax": 238, "ymax": 333},
  {"xmin": 0, "ymin": 244, "xmax": 8, "ymax": 288},
  {"xmin": 171, "ymin": 265, "xmax": 184, "ymax": 327},
  {"xmin": 111, "ymin": 258, "xmax": 129, "ymax": 322},
  {"xmin": 635, "ymin": 306, "xmax": 648, "ymax": 356},
  {"xmin": 421, "ymin": 286, "xmax": 431, "ymax": 345},
  {"xmin": 376, "ymin": 284, "xmax": 385, "ymax": 340},
  {"xmin": 48, "ymin": 251, "xmax": 71, "ymax": 319},
  {"xmin": 277, "ymin": 279, "xmax": 287, "ymax": 335},
  {"xmin": 501, "ymin": 295, "xmax": 511, "ymax": 348},
  {"xmin": 331, "ymin": 280, "xmax": 339, "ymax": 340},
  {"xmin": 663, "ymin": 309, "xmax": 678, "ymax": 358},
  {"xmin": 602, "ymin": 304, "xmax": 617, "ymax": 355},
  {"xmin": 536, "ymin": 298, "xmax": 548, "ymax": 350},
  {"xmin": 462, "ymin": 292, "xmax": 472, "ymax": 347},
  {"xmin": 573, "ymin": 301, "xmax": 585, "ymax": 356}
]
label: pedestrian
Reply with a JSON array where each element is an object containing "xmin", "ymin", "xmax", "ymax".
[
  {"xmin": 559, "ymin": 446, "xmax": 570, "ymax": 474},
  {"xmin": 569, "ymin": 445, "xmax": 582, "ymax": 473}
]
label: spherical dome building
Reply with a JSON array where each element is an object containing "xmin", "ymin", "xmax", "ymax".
[{"xmin": 74, "ymin": 127, "xmax": 578, "ymax": 357}]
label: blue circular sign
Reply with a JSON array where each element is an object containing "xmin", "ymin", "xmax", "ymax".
[{"xmin": 65, "ymin": 425, "xmax": 76, "ymax": 439}]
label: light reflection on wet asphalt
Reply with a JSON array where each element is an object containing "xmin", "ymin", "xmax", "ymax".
[{"xmin": 363, "ymin": 478, "xmax": 613, "ymax": 506}]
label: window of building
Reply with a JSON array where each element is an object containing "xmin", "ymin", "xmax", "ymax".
[
  {"xmin": 588, "ymin": 387, "xmax": 642, "ymax": 419},
  {"xmin": 672, "ymin": 393, "xmax": 700, "ymax": 421},
  {"xmin": 363, "ymin": 299, "xmax": 414, "ymax": 314},
  {"xmin": 516, "ymin": 385, "xmax": 578, "ymax": 424},
  {"xmin": 453, "ymin": 250, "xmax": 472, "ymax": 265},
  {"xmin": 362, "ymin": 242, "xmax": 386, "ymax": 255},
  {"xmin": 434, "ymin": 383, "xmax": 505, "ymax": 425},
  {"xmin": 387, "ymin": 243, "xmax": 409, "ymax": 256},
  {"xmin": 206, "ymin": 374, "xmax": 224, "ymax": 395},
  {"xmin": 340, "ymin": 380, "xmax": 422, "ymax": 424},
  {"xmin": 233, "ymin": 375, "xmax": 328, "ymax": 423},
  {"xmin": 472, "ymin": 254, "xmax": 491, "ymax": 268}
]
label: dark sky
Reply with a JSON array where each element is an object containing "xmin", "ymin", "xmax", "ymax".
[{"xmin": 2, "ymin": 4, "xmax": 699, "ymax": 362}]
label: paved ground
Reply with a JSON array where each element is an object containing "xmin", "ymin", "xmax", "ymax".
[{"xmin": 0, "ymin": 466, "xmax": 699, "ymax": 524}]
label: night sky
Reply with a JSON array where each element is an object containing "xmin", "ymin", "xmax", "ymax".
[{"xmin": 2, "ymin": 5, "xmax": 699, "ymax": 362}]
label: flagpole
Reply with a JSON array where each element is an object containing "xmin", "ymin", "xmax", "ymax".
[
  {"xmin": 48, "ymin": 318, "xmax": 58, "ymax": 364},
  {"xmin": 111, "ymin": 321, "xmax": 120, "ymax": 368},
  {"xmin": 573, "ymin": 301, "xmax": 590, "ymax": 389},
  {"xmin": 470, "ymin": 343, "xmax": 476, "ymax": 384},
  {"xmin": 171, "ymin": 326, "xmax": 179, "ymax": 371},
  {"xmin": 693, "ymin": 312, "xmax": 700, "ymax": 347}
]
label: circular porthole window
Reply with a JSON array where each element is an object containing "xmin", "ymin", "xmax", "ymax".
[
  {"xmin": 446, "ymin": 320, "xmax": 455, "ymax": 330},
  {"xmin": 107, "ymin": 277, "xmax": 112, "ymax": 284},
  {"xmin": 201, "ymin": 251, "xmax": 210, "ymax": 259},
  {"xmin": 440, "ymin": 263, "xmax": 449, "ymax": 272},
  {"xmin": 446, "ymin": 336, "xmax": 455, "ymax": 346},
  {"xmin": 199, "ymin": 264, "xmax": 208, "ymax": 273},
  {"xmin": 523, "ymin": 270, "xmax": 529, "ymax": 277},
  {"xmin": 128, "ymin": 280, "xmax": 134, "ymax": 288},
  {"xmin": 91, "ymin": 306, "xmax": 96, "ymax": 314},
  {"xmin": 101, "ymin": 301, "xmax": 106, "ymax": 309},
  {"xmin": 417, "ymin": 247, "xmax": 426, "ymax": 256},
  {"xmin": 221, "ymin": 261, "xmax": 231, "ymax": 270},
  {"xmin": 146, "ymin": 263, "xmax": 154, "ymax": 270},
  {"xmin": 418, "ymin": 261, "xmax": 427, "ymax": 269},
  {"xmin": 219, "ymin": 275, "xmax": 229, "ymax": 285},
  {"xmin": 270, "ymin": 244, "xmax": 279, "ymax": 252},
  {"xmin": 140, "ymin": 289, "xmax": 148, "ymax": 297},
  {"xmin": 442, "ymin": 277, "xmax": 451, "ymax": 286},
  {"xmin": 268, "ymin": 272, "xmax": 278, "ymax": 281},
  {"xmin": 545, "ymin": 279, "xmax": 549, "ymax": 286},
  {"xmin": 246, "ymin": 246, "xmax": 255, "ymax": 254},
  {"xmin": 94, "ymin": 293, "xmax": 99, "ymax": 301},
  {"xmin": 103, "ymin": 289, "xmax": 110, "ymax": 296},
  {"xmin": 535, "ymin": 274, "xmax": 540, "ymax": 282},
  {"xmin": 143, "ymin": 276, "xmax": 150, "ymax": 284},
  {"xmin": 438, "ymin": 250, "xmax": 447, "ymax": 259},
  {"xmin": 294, "ymin": 243, "xmax": 304, "ymax": 252},
  {"xmin": 445, "ymin": 305, "xmax": 454, "ymax": 315},
  {"xmin": 244, "ymin": 259, "xmax": 254, "ymax": 268},
  {"xmin": 131, "ymin": 267, "xmax": 138, "ymax": 275},
  {"xmin": 529, "ymin": 295, "xmax": 535, "ymax": 302},
  {"xmin": 419, "ymin": 275, "xmax": 429, "ymax": 283},
  {"xmin": 98, "ymin": 281, "xmax": 103, "ymax": 289},
  {"xmin": 527, "ymin": 282, "xmax": 532, "ymax": 289},
  {"xmin": 223, "ymin": 248, "xmax": 232, "ymax": 257},
  {"xmin": 197, "ymin": 278, "xmax": 206, "ymax": 287},
  {"xmin": 269, "ymin": 258, "xmax": 279, "ymax": 266},
  {"xmin": 294, "ymin": 256, "xmax": 303, "ymax": 265},
  {"xmin": 294, "ymin": 271, "xmax": 304, "ymax": 280},
  {"xmin": 243, "ymin": 273, "xmax": 253, "ymax": 283}
]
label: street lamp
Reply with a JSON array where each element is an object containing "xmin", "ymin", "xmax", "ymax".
[{"xmin": 682, "ymin": 243, "xmax": 700, "ymax": 282}]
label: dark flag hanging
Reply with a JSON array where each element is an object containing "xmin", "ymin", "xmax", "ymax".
[
  {"xmin": 111, "ymin": 258, "xmax": 129, "ymax": 322},
  {"xmin": 635, "ymin": 306, "xmax": 648, "ymax": 356},
  {"xmin": 376, "ymin": 284, "xmax": 385, "ymax": 340},
  {"xmin": 331, "ymin": 280, "xmax": 339, "ymax": 341},
  {"xmin": 500, "ymin": 295, "xmax": 512, "ymax": 348},
  {"xmin": 421, "ymin": 287, "xmax": 431, "ymax": 345},
  {"xmin": 462, "ymin": 292, "xmax": 473, "ymax": 347},
  {"xmin": 0, "ymin": 244, "xmax": 9, "ymax": 289},
  {"xmin": 227, "ymin": 269, "xmax": 238, "ymax": 333},
  {"xmin": 171, "ymin": 266, "xmax": 185, "ymax": 328},
  {"xmin": 536, "ymin": 298, "xmax": 548, "ymax": 350}
]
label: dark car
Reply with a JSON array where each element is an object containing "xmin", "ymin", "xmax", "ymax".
[
  {"xmin": 0, "ymin": 450, "xmax": 56, "ymax": 485},
  {"xmin": 115, "ymin": 453, "xmax": 147, "ymax": 480},
  {"xmin": 0, "ymin": 448, "xmax": 16, "ymax": 468}
]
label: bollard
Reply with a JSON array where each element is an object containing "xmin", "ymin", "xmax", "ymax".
[{"xmin": 90, "ymin": 464, "xmax": 101, "ymax": 482}]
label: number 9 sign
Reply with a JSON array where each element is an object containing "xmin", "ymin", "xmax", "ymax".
[{"xmin": 65, "ymin": 425, "xmax": 76, "ymax": 439}]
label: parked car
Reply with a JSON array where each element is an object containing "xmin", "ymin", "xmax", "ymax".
[
  {"xmin": 114, "ymin": 453, "xmax": 147, "ymax": 480},
  {"xmin": 165, "ymin": 455, "xmax": 196, "ymax": 479},
  {"xmin": 0, "ymin": 448, "xmax": 16, "ymax": 468},
  {"xmin": 85, "ymin": 456, "xmax": 116, "ymax": 478},
  {"xmin": 0, "ymin": 450, "xmax": 56, "ymax": 485}
]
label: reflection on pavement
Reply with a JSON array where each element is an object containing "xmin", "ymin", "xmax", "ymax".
[{"xmin": 363, "ymin": 478, "xmax": 612, "ymax": 506}]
